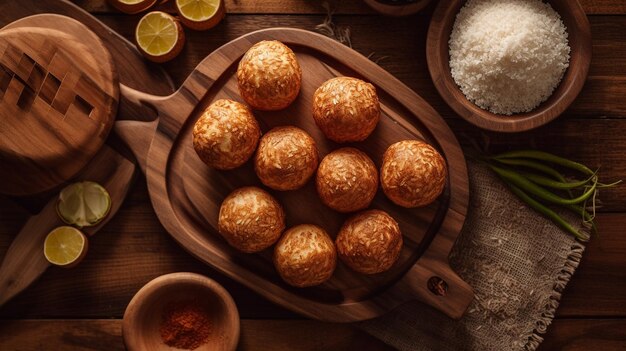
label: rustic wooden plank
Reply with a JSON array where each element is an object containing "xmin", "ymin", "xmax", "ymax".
[
  {"xmin": 581, "ymin": 0, "xmax": 626, "ymax": 15},
  {"xmin": 556, "ymin": 213, "xmax": 626, "ymax": 317},
  {"xmin": 73, "ymin": 0, "xmax": 626, "ymax": 15},
  {"xmin": 92, "ymin": 14, "xmax": 626, "ymax": 119},
  {"xmin": 0, "ymin": 318, "xmax": 624, "ymax": 350},
  {"xmin": 73, "ymin": 0, "xmax": 373, "ymax": 15},
  {"xmin": 0, "ymin": 177, "xmax": 624, "ymax": 319},
  {"xmin": 538, "ymin": 319, "xmax": 626, "ymax": 350},
  {"xmin": 0, "ymin": 182, "xmax": 298, "ymax": 319},
  {"xmin": 0, "ymin": 319, "xmax": 394, "ymax": 351},
  {"xmin": 446, "ymin": 118, "xmax": 626, "ymax": 212}
]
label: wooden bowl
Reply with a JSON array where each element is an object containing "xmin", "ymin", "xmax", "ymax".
[
  {"xmin": 426, "ymin": 0, "xmax": 591, "ymax": 132},
  {"xmin": 363, "ymin": 0, "xmax": 433, "ymax": 16},
  {"xmin": 122, "ymin": 273, "xmax": 240, "ymax": 351}
]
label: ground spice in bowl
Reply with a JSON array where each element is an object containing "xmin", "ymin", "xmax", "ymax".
[{"xmin": 160, "ymin": 300, "xmax": 212, "ymax": 350}]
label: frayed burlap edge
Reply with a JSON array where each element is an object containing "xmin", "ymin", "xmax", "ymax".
[{"xmin": 523, "ymin": 242, "xmax": 585, "ymax": 351}]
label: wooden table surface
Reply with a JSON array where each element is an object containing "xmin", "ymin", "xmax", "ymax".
[{"xmin": 1, "ymin": 0, "xmax": 625, "ymax": 350}]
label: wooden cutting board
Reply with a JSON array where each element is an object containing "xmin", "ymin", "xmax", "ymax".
[
  {"xmin": 0, "ymin": 7, "xmax": 175, "ymax": 307},
  {"xmin": 116, "ymin": 28, "xmax": 473, "ymax": 322},
  {"xmin": 0, "ymin": 21, "xmax": 118, "ymax": 197},
  {"xmin": 0, "ymin": 0, "xmax": 175, "ymax": 123}
]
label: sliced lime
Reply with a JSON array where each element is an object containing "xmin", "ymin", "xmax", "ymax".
[
  {"xmin": 44, "ymin": 226, "xmax": 88, "ymax": 267},
  {"xmin": 57, "ymin": 181, "xmax": 111, "ymax": 228}
]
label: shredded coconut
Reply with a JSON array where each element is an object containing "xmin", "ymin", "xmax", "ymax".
[{"xmin": 449, "ymin": 0, "xmax": 570, "ymax": 115}]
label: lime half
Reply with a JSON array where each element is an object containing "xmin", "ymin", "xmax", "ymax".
[
  {"xmin": 57, "ymin": 181, "xmax": 111, "ymax": 228},
  {"xmin": 44, "ymin": 226, "xmax": 88, "ymax": 267}
]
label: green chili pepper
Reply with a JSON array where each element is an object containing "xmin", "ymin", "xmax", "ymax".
[
  {"xmin": 520, "ymin": 172, "xmax": 595, "ymax": 190},
  {"xmin": 563, "ymin": 204, "xmax": 597, "ymax": 234},
  {"xmin": 491, "ymin": 158, "xmax": 566, "ymax": 181},
  {"xmin": 488, "ymin": 164, "xmax": 597, "ymax": 205},
  {"xmin": 493, "ymin": 150, "xmax": 595, "ymax": 176},
  {"xmin": 505, "ymin": 183, "xmax": 590, "ymax": 241}
]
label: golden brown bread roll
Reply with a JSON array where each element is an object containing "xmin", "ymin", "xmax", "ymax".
[
  {"xmin": 316, "ymin": 147, "xmax": 378, "ymax": 213},
  {"xmin": 218, "ymin": 187, "xmax": 285, "ymax": 253},
  {"xmin": 254, "ymin": 126, "xmax": 319, "ymax": 191},
  {"xmin": 336, "ymin": 209, "xmax": 402, "ymax": 274},
  {"xmin": 236, "ymin": 40, "xmax": 302, "ymax": 111},
  {"xmin": 273, "ymin": 224, "xmax": 336, "ymax": 287},
  {"xmin": 192, "ymin": 99, "xmax": 261, "ymax": 170},
  {"xmin": 312, "ymin": 77, "xmax": 380, "ymax": 143},
  {"xmin": 380, "ymin": 140, "xmax": 447, "ymax": 208}
]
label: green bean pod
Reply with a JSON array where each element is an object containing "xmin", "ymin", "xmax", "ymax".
[
  {"xmin": 505, "ymin": 183, "xmax": 590, "ymax": 241},
  {"xmin": 493, "ymin": 150, "xmax": 595, "ymax": 176},
  {"xmin": 488, "ymin": 164, "xmax": 597, "ymax": 205},
  {"xmin": 563, "ymin": 204, "xmax": 597, "ymax": 234},
  {"xmin": 491, "ymin": 157, "xmax": 566, "ymax": 181},
  {"xmin": 520, "ymin": 172, "xmax": 595, "ymax": 190}
]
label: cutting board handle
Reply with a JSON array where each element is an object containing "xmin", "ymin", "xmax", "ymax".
[
  {"xmin": 115, "ymin": 83, "xmax": 191, "ymax": 174},
  {"xmin": 116, "ymin": 64, "xmax": 219, "ymax": 174},
  {"xmin": 400, "ymin": 255, "xmax": 473, "ymax": 319},
  {"xmin": 394, "ymin": 214, "xmax": 474, "ymax": 319}
]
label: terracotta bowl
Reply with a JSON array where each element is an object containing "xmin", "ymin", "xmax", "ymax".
[
  {"xmin": 123, "ymin": 272, "xmax": 240, "ymax": 351},
  {"xmin": 426, "ymin": 0, "xmax": 591, "ymax": 132}
]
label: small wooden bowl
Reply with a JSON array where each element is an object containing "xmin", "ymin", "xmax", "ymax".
[
  {"xmin": 123, "ymin": 272, "xmax": 240, "ymax": 351},
  {"xmin": 426, "ymin": 0, "xmax": 591, "ymax": 132},
  {"xmin": 363, "ymin": 0, "xmax": 433, "ymax": 16}
]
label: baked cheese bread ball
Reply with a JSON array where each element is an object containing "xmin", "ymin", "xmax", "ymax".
[
  {"xmin": 336, "ymin": 209, "xmax": 402, "ymax": 274},
  {"xmin": 274, "ymin": 224, "xmax": 336, "ymax": 287},
  {"xmin": 312, "ymin": 77, "xmax": 380, "ymax": 143},
  {"xmin": 316, "ymin": 147, "xmax": 378, "ymax": 213},
  {"xmin": 218, "ymin": 187, "xmax": 285, "ymax": 253},
  {"xmin": 192, "ymin": 99, "xmax": 261, "ymax": 170},
  {"xmin": 236, "ymin": 40, "xmax": 302, "ymax": 111},
  {"xmin": 254, "ymin": 126, "xmax": 319, "ymax": 191},
  {"xmin": 381, "ymin": 140, "xmax": 447, "ymax": 208}
]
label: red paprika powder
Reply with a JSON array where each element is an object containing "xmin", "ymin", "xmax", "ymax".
[{"xmin": 160, "ymin": 299, "xmax": 212, "ymax": 350}]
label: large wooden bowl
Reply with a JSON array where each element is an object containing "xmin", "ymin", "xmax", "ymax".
[
  {"xmin": 426, "ymin": 0, "xmax": 591, "ymax": 132},
  {"xmin": 122, "ymin": 273, "xmax": 240, "ymax": 351}
]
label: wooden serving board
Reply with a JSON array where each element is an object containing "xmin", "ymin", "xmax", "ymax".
[
  {"xmin": 117, "ymin": 28, "xmax": 473, "ymax": 322},
  {"xmin": 0, "ymin": 0, "xmax": 175, "ymax": 123},
  {"xmin": 0, "ymin": 23, "xmax": 118, "ymax": 197},
  {"xmin": 0, "ymin": 7, "xmax": 175, "ymax": 307}
]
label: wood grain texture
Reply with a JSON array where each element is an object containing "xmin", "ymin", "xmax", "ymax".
[
  {"xmin": 538, "ymin": 319, "xmax": 626, "ymax": 350},
  {"xmin": 0, "ymin": 0, "xmax": 625, "ymax": 349},
  {"xmin": 71, "ymin": 0, "xmax": 626, "ymax": 15},
  {"xmin": 117, "ymin": 27, "xmax": 472, "ymax": 321},
  {"xmin": 0, "ymin": 319, "xmax": 395, "ymax": 351},
  {"xmin": 427, "ymin": 0, "xmax": 592, "ymax": 132},
  {"xmin": 363, "ymin": 0, "xmax": 433, "ymax": 16},
  {"xmin": 122, "ymin": 273, "xmax": 240, "ymax": 351},
  {"xmin": 1, "ymin": 180, "xmax": 624, "ymax": 319},
  {"xmin": 95, "ymin": 14, "xmax": 626, "ymax": 119},
  {"xmin": 97, "ymin": 14, "xmax": 626, "ymax": 210},
  {"xmin": 0, "ymin": 145, "xmax": 135, "ymax": 307},
  {"xmin": 0, "ymin": 0, "xmax": 175, "ymax": 109},
  {"xmin": 0, "ymin": 318, "xmax": 624, "ymax": 351},
  {"xmin": 0, "ymin": 20, "xmax": 118, "ymax": 196},
  {"xmin": 74, "ymin": 0, "xmax": 376, "ymax": 15}
]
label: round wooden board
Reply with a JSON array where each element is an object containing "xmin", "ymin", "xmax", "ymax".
[
  {"xmin": 0, "ymin": 18, "xmax": 118, "ymax": 196},
  {"xmin": 119, "ymin": 28, "xmax": 473, "ymax": 322}
]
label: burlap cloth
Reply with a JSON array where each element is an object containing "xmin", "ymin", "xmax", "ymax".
[{"xmin": 360, "ymin": 160, "xmax": 585, "ymax": 351}]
